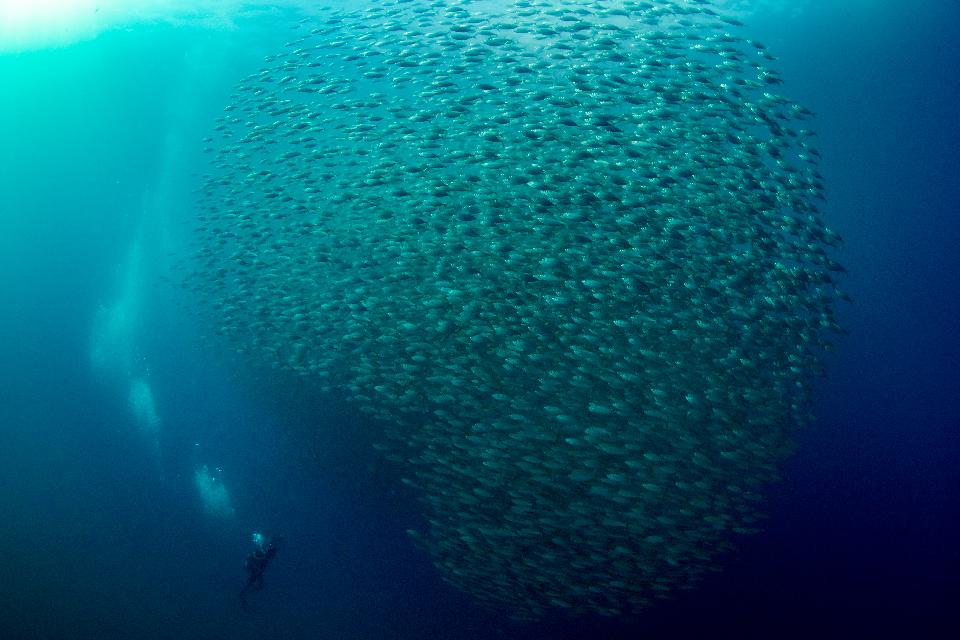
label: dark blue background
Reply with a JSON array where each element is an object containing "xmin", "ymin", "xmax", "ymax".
[{"xmin": 1, "ymin": 3, "xmax": 957, "ymax": 638}]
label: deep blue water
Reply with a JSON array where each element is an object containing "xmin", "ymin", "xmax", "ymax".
[{"xmin": 1, "ymin": 2, "xmax": 958, "ymax": 639}]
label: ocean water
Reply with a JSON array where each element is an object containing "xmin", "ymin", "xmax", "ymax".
[{"xmin": 1, "ymin": 2, "xmax": 957, "ymax": 639}]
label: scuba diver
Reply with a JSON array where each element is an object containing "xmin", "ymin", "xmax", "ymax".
[{"xmin": 240, "ymin": 532, "xmax": 283, "ymax": 610}]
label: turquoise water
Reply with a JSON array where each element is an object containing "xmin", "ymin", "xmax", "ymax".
[{"xmin": 1, "ymin": 2, "xmax": 957, "ymax": 638}]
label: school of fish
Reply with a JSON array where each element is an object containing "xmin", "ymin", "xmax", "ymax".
[{"xmin": 190, "ymin": 0, "xmax": 844, "ymax": 618}]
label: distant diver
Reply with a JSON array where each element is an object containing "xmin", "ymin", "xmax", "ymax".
[{"xmin": 240, "ymin": 532, "xmax": 282, "ymax": 610}]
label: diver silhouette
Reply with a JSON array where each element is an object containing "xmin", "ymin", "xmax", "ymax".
[{"xmin": 240, "ymin": 533, "xmax": 282, "ymax": 611}]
